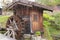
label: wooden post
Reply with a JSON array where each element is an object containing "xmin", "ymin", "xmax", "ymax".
[{"xmin": 39, "ymin": 9, "xmax": 44, "ymax": 36}]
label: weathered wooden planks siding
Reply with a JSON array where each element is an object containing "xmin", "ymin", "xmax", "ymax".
[{"xmin": 30, "ymin": 7, "xmax": 43, "ymax": 32}]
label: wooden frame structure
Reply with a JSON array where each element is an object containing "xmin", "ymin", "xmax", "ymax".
[{"xmin": 6, "ymin": 0, "xmax": 53, "ymax": 35}]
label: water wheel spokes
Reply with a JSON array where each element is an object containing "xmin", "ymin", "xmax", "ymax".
[
  {"xmin": 4, "ymin": 19, "xmax": 19, "ymax": 39},
  {"xmin": 9, "ymin": 19, "xmax": 19, "ymax": 30},
  {"xmin": 4, "ymin": 25, "xmax": 16, "ymax": 39}
]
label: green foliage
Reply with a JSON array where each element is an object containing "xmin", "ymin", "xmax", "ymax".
[
  {"xmin": 43, "ymin": 13, "xmax": 55, "ymax": 20},
  {"xmin": 0, "ymin": 16, "xmax": 9, "ymax": 22},
  {"xmin": 54, "ymin": 0, "xmax": 60, "ymax": 5},
  {"xmin": 50, "ymin": 12, "xmax": 60, "ymax": 40},
  {"xmin": 35, "ymin": 31, "xmax": 41, "ymax": 36},
  {"xmin": 0, "ymin": 16, "xmax": 9, "ymax": 28},
  {"xmin": 44, "ymin": 26, "xmax": 53, "ymax": 40},
  {"xmin": 54, "ymin": 13, "xmax": 60, "ymax": 25},
  {"xmin": 43, "ymin": 13, "xmax": 54, "ymax": 40},
  {"xmin": 36, "ymin": 0, "xmax": 60, "ymax": 6},
  {"xmin": 43, "ymin": 12, "xmax": 60, "ymax": 40},
  {"xmin": 53, "ymin": 13, "xmax": 60, "ymax": 30}
]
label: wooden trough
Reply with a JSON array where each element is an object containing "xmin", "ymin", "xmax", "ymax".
[{"xmin": 6, "ymin": 0, "xmax": 53, "ymax": 40}]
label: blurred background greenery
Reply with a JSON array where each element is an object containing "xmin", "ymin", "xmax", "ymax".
[
  {"xmin": 43, "ymin": 12, "xmax": 60, "ymax": 40},
  {"xmin": 0, "ymin": 16, "xmax": 9, "ymax": 28},
  {"xmin": 36, "ymin": 0, "xmax": 60, "ymax": 6},
  {"xmin": 36, "ymin": 0, "xmax": 60, "ymax": 40}
]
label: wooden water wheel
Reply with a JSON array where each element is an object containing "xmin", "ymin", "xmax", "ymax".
[{"xmin": 6, "ymin": 15, "xmax": 25, "ymax": 40}]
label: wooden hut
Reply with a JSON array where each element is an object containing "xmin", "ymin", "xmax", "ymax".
[{"xmin": 6, "ymin": 0, "xmax": 53, "ymax": 36}]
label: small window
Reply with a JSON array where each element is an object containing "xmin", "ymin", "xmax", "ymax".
[{"xmin": 34, "ymin": 14, "xmax": 38, "ymax": 21}]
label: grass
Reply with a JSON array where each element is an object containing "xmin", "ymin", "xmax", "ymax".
[
  {"xmin": 0, "ymin": 15, "xmax": 10, "ymax": 34},
  {"xmin": 0, "ymin": 31, "xmax": 6, "ymax": 34},
  {"xmin": 0, "ymin": 15, "xmax": 10, "ymax": 28}
]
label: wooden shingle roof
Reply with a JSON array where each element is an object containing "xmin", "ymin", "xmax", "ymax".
[{"xmin": 7, "ymin": 0, "xmax": 53, "ymax": 12}]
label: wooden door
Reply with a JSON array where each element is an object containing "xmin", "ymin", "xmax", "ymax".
[{"xmin": 30, "ymin": 10, "xmax": 40, "ymax": 33}]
